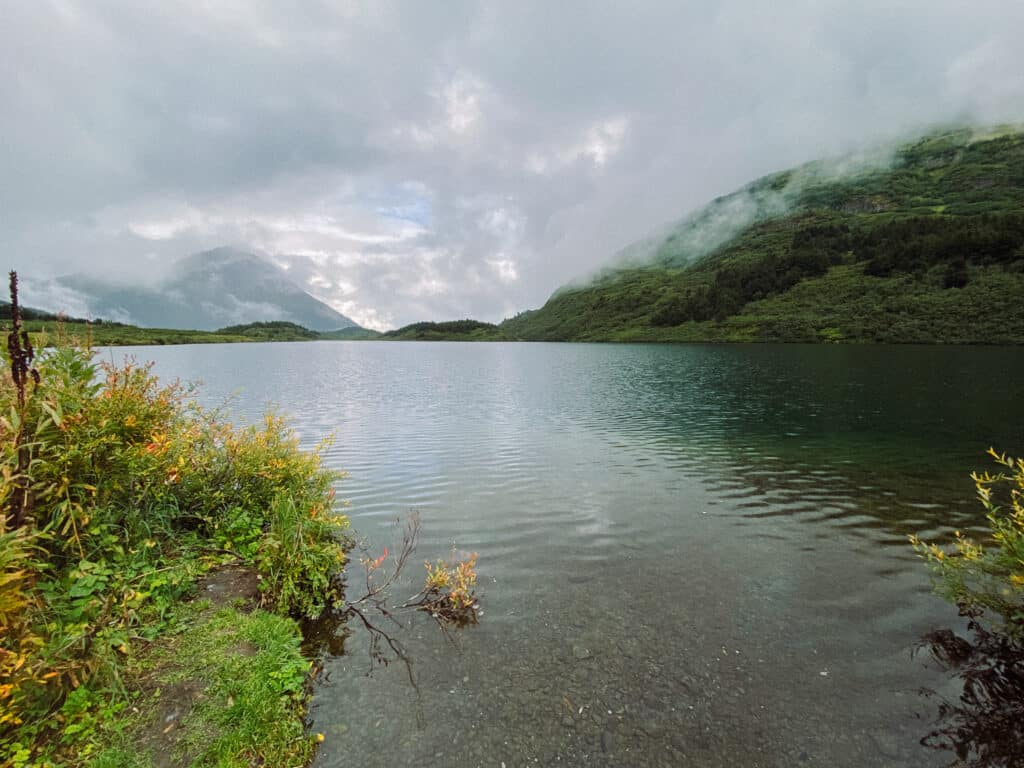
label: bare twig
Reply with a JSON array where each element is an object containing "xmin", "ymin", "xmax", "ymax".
[{"xmin": 337, "ymin": 511, "xmax": 481, "ymax": 680}]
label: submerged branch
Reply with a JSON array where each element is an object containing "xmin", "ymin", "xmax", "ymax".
[{"xmin": 335, "ymin": 512, "xmax": 482, "ymax": 680}]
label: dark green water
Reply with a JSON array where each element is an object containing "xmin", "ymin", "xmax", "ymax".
[{"xmin": 125, "ymin": 341, "xmax": 1024, "ymax": 767}]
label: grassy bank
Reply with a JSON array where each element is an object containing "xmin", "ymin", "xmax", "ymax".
[
  {"xmin": 87, "ymin": 574, "xmax": 319, "ymax": 768},
  {"xmin": 19, "ymin": 319, "xmax": 351, "ymax": 347},
  {"xmin": 1, "ymin": 330, "xmax": 349, "ymax": 767},
  {"xmin": 0, "ymin": 302, "xmax": 377, "ymax": 346},
  {"xmin": 22, "ymin": 319, "xmax": 257, "ymax": 346}
]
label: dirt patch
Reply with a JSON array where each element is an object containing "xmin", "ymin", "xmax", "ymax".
[
  {"xmin": 195, "ymin": 566, "xmax": 261, "ymax": 609},
  {"xmin": 132, "ymin": 566, "xmax": 260, "ymax": 766},
  {"xmin": 230, "ymin": 640, "xmax": 259, "ymax": 657},
  {"xmin": 145, "ymin": 680, "xmax": 205, "ymax": 768}
]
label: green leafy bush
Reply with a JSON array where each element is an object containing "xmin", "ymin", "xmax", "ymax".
[
  {"xmin": 256, "ymin": 493, "xmax": 348, "ymax": 618},
  {"xmin": 912, "ymin": 449, "xmax": 1024, "ymax": 637},
  {"xmin": 0, "ymin": 529, "xmax": 44, "ymax": 735}
]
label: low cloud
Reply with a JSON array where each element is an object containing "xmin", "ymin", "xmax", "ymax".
[
  {"xmin": 2, "ymin": 1, "xmax": 1023, "ymax": 328},
  {"xmin": 19, "ymin": 278, "xmax": 97, "ymax": 320}
]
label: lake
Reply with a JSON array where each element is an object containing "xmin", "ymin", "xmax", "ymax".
[{"xmin": 117, "ymin": 341, "xmax": 1024, "ymax": 767}]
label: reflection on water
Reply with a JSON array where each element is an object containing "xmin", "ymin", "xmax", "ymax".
[
  {"xmin": 918, "ymin": 616, "xmax": 1024, "ymax": 767},
  {"xmin": 119, "ymin": 341, "xmax": 1024, "ymax": 767}
]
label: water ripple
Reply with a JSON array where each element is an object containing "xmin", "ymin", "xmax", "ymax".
[{"xmin": 114, "ymin": 340, "xmax": 1024, "ymax": 768}]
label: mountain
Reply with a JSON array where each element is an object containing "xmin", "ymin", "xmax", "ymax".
[
  {"xmin": 496, "ymin": 126, "xmax": 1024, "ymax": 344},
  {"xmin": 47, "ymin": 248, "xmax": 358, "ymax": 332}
]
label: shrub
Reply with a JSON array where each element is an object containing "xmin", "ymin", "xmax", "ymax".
[
  {"xmin": 256, "ymin": 493, "xmax": 347, "ymax": 618},
  {"xmin": 0, "ymin": 338, "xmax": 348, "ymax": 761},
  {"xmin": 911, "ymin": 448, "xmax": 1024, "ymax": 637},
  {"xmin": 419, "ymin": 553, "xmax": 480, "ymax": 624},
  {"xmin": 0, "ymin": 529, "xmax": 44, "ymax": 735}
]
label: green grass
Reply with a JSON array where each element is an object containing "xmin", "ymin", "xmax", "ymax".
[
  {"xmin": 4, "ymin": 301, "xmax": 372, "ymax": 345},
  {"xmin": 23, "ymin": 320, "xmax": 259, "ymax": 346},
  {"xmin": 558, "ymin": 263, "xmax": 1024, "ymax": 344},
  {"xmin": 89, "ymin": 604, "xmax": 316, "ymax": 768}
]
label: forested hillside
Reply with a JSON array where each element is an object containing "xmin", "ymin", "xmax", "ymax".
[{"xmin": 498, "ymin": 127, "xmax": 1024, "ymax": 343}]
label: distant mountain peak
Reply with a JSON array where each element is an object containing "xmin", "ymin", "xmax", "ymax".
[
  {"xmin": 170, "ymin": 247, "xmax": 279, "ymax": 280},
  {"xmin": 36, "ymin": 247, "xmax": 360, "ymax": 332}
]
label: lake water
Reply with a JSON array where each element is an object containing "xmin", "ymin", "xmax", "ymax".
[{"xmin": 115, "ymin": 341, "xmax": 1024, "ymax": 767}]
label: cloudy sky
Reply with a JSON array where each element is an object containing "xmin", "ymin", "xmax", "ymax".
[{"xmin": 3, "ymin": 1, "xmax": 1023, "ymax": 329}]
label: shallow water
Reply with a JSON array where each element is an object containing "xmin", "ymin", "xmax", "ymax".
[{"xmin": 119, "ymin": 341, "xmax": 1024, "ymax": 767}]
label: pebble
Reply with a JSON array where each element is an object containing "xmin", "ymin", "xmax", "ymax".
[
  {"xmin": 640, "ymin": 719, "xmax": 666, "ymax": 738},
  {"xmin": 572, "ymin": 645, "xmax": 592, "ymax": 660},
  {"xmin": 601, "ymin": 730, "xmax": 616, "ymax": 753},
  {"xmin": 869, "ymin": 730, "xmax": 901, "ymax": 757}
]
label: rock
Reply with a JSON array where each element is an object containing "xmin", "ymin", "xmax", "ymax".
[
  {"xmin": 640, "ymin": 719, "xmax": 665, "ymax": 738},
  {"xmin": 870, "ymin": 731, "xmax": 901, "ymax": 758},
  {"xmin": 561, "ymin": 715, "xmax": 576, "ymax": 729},
  {"xmin": 600, "ymin": 730, "xmax": 616, "ymax": 753},
  {"xmin": 572, "ymin": 645, "xmax": 592, "ymax": 660}
]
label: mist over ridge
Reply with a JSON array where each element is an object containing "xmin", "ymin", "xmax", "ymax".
[
  {"xmin": 21, "ymin": 247, "xmax": 358, "ymax": 332},
  {"xmin": 563, "ymin": 123, "xmax": 1024, "ymax": 295}
]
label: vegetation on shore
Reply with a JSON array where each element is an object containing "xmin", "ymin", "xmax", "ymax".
[
  {"xmin": 1, "ymin": 304, "xmax": 377, "ymax": 347},
  {"xmin": 1, "ymin": 273, "xmax": 484, "ymax": 767},
  {"xmin": 22, "ymin": 320, "xmax": 262, "ymax": 347},
  {"xmin": 214, "ymin": 321, "xmax": 322, "ymax": 341},
  {"xmin": 912, "ymin": 448, "xmax": 1024, "ymax": 637},
  {"xmin": 911, "ymin": 448, "xmax": 1024, "ymax": 765},
  {"xmin": 317, "ymin": 326, "xmax": 382, "ymax": 341},
  {"xmin": 0, "ymin": 275, "xmax": 349, "ymax": 766},
  {"xmin": 381, "ymin": 320, "xmax": 499, "ymax": 341}
]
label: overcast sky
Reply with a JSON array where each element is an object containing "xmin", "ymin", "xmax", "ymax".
[{"xmin": 3, "ymin": 1, "xmax": 1023, "ymax": 329}]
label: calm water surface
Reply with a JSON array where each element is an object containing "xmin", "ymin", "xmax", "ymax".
[{"xmin": 113, "ymin": 342, "xmax": 1024, "ymax": 767}]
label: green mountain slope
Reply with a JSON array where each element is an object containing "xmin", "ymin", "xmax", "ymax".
[{"xmin": 500, "ymin": 126, "xmax": 1024, "ymax": 344}]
